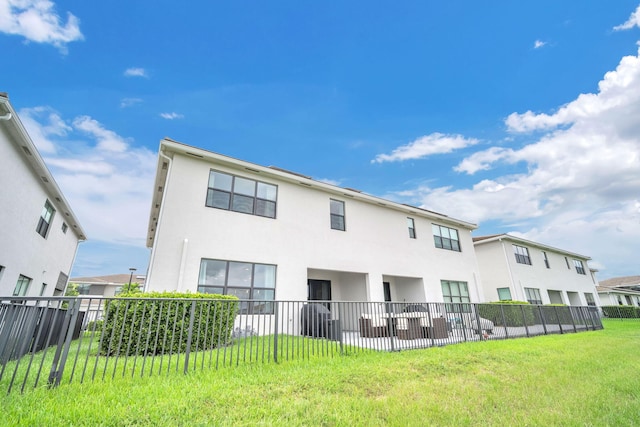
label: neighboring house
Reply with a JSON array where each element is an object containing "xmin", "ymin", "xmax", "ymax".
[
  {"xmin": 597, "ymin": 276, "xmax": 640, "ymax": 307},
  {"xmin": 473, "ymin": 234, "xmax": 599, "ymax": 307},
  {"xmin": 0, "ymin": 93, "xmax": 86, "ymax": 297},
  {"xmin": 145, "ymin": 138, "xmax": 485, "ymax": 310},
  {"xmin": 70, "ymin": 273, "xmax": 147, "ymax": 298}
]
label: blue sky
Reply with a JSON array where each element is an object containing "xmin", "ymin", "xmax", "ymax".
[{"xmin": 2, "ymin": 1, "xmax": 640, "ymax": 280}]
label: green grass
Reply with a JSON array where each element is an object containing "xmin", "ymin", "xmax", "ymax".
[{"xmin": 2, "ymin": 320, "xmax": 639, "ymax": 426}]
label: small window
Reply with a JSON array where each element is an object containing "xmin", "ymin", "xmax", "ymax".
[
  {"xmin": 407, "ymin": 218, "xmax": 416, "ymax": 239},
  {"xmin": 40, "ymin": 283, "xmax": 48, "ymax": 296},
  {"xmin": 573, "ymin": 259, "xmax": 586, "ymax": 275},
  {"xmin": 524, "ymin": 287, "xmax": 542, "ymax": 305},
  {"xmin": 513, "ymin": 245, "xmax": 531, "ymax": 265},
  {"xmin": 432, "ymin": 224, "xmax": 460, "ymax": 252},
  {"xmin": 542, "ymin": 251, "xmax": 550, "ymax": 268},
  {"xmin": 330, "ymin": 199, "xmax": 345, "ymax": 231},
  {"xmin": 13, "ymin": 275, "xmax": 31, "ymax": 297},
  {"xmin": 62, "ymin": 223, "xmax": 68, "ymax": 233},
  {"xmin": 36, "ymin": 200, "xmax": 55, "ymax": 238},
  {"xmin": 565, "ymin": 257, "xmax": 571, "ymax": 269},
  {"xmin": 497, "ymin": 287, "xmax": 512, "ymax": 301},
  {"xmin": 584, "ymin": 293, "xmax": 596, "ymax": 307}
]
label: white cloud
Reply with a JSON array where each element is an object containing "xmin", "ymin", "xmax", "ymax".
[
  {"xmin": 372, "ymin": 133, "xmax": 479, "ymax": 163},
  {"xmin": 613, "ymin": 5, "xmax": 640, "ymax": 31},
  {"xmin": 389, "ymin": 44, "xmax": 640, "ymax": 278},
  {"xmin": 120, "ymin": 98, "xmax": 143, "ymax": 108},
  {"xmin": 18, "ymin": 106, "xmax": 71, "ymax": 153},
  {"xmin": 124, "ymin": 68, "xmax": 148, "ymax": 78},
  {"xmin": 316, "ymin": 178, "xmax": 341, "ymax": 186},
  {"xmin": 73, "ymin": 116, "xmax": 129, "ymax": 152},
  {"xmin": 159, "ymin": 112, "xmax": 184, "ymax": 120},
  {"xmin": 534, "ymin": 40, "xmax": 546, "ymax": 49},
  {"xmin": 0, "ymin": 0, "xmax": 83, "ymax": 53},
  {"xmin": 20, "ymin": 107, "xmax": 156, "ymax": 247}
]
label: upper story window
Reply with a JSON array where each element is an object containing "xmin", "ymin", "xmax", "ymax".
[
  {"xmin": 198, "ymin": 258, "xmax": 276, "ymax": 314},
  {"xmin": 407, "ymin": 218, "xmax": 416, "ymax": 239},
  {"xmin": 330, "ymin": 199, "xmax": 346, "ymax": 231},
  {"xmin": 573, "ymin": 259, "xmax": 586, "ymax": 275},
  {"xmin": 13, "ymin": 275, "xmax": 31, "ymax": 296},
  {"xmin": 524, "ymin": 287, "xmax": 542, "ymax": 305},
  {"xmin": 36, "ymin": 200, "xmax": 55, "ymax": 238},
  {"xmin": 62, "ymin": 223, "xmax": 68, "ymax": 233},
  {"xmin": 542, "ymin": 251, "xmax": 550, "ymax": 268},
  {"xmin": 206, "ymin": 170, "xmax": 277, "ymax": 218},
  {"xmin": 513, "ymin": 245, "xmax": 531, "ymax": 265},
  {"xmin": 565, "ymin": 257, "xmax": 571, "ymax": 269},
  {"xmin": 432, "ymin": 224, "xmax": 460, "ymax": 251}
]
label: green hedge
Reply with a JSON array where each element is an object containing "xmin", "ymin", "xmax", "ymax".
[
  {"xmin": 540, "ymin": 304, "xmax": 574, "ymax": 324},
  {"xmin": 601, "ymin": 305, "xmax": 640, "ymax": 319},
  {"xmin": 101, "ymin": 292, "xmax": 239, "ymax": 356},
  {"xmin": 478, "ymin": 301, "xmax": 536, "ymax": 327}
]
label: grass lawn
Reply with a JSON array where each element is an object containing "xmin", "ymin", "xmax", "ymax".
[{"xmin": 2, "ymin": 319, "xmax": 639, "ymax": 426}]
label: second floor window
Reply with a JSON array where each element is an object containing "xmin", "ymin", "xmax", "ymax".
[
  {"xmin": 542, "ymin": 251, "xmax": 550, "ymax": 268},
  {"xmin": 36, "ymin": 200, "xmax": 55, "ymax": 238},
  {"xmin": 330, "ymin": 199, "xmax": 345, "ymax": 231},
  {"xmin": 513, "ymin": 245, "xmax": 531, "ymax": 265},
  {"xmin": 432, "ymin": 224, "xmax": 460, "ymax": 251},
  {"xmin": 407, "ymin": 218, "xmax": 416, "ymax": 238},
  {"xmin": 13, "ymin": 275, "xmax": 31, "ymax": 297},
  {"xmin": 573, "ymin": 259, "xmax": 586, "ymax": 275},
  {"xmin": 206, "ymin": 170, "xmax": 277, "ymax": 218}
]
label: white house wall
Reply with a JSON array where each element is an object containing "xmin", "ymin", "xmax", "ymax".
[
  {"xmin": 0, "ymin": 117, "xmax": 82, "ymax": 297},
  {"xmin": 146, "ymin": 147, "xmax": 483, "ymax": 304},
  {"xmin": 475, "ymin": 237, "xmax": 598, "ymax": 306}
]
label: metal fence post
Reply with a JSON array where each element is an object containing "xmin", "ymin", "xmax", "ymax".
[
  {"xmin": 273, "ymin": 302, "xmax": 279, "ymax": 363},
  {"xmin": 48, "ymin": 298, "xmax": 81, "ymax": 387},
  {"xmin": 184, "ymin": 300, "xmax": 197, "ymax": 374},
  {"xmin": 520, "ymin": 305, "xmax": 530, "ymax": 338}
]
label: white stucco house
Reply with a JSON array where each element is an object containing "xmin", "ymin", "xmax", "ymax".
[
  {"xmin": 0, "ymin": 94, "xmax": 86, "ymax": 297},
  {"xmin": 473, "ymin": 234, "xmax": 599, "ymax": 307},
  {"xmin": 145, "ymin": 138, "xmax": 485, "ymax": 311},
  {"xmin": 597, "ymin": 276, "xmax": 640, "ymax": 307}
]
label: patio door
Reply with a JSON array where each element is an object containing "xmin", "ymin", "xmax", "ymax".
[
  {"xmin": 308, "ymin": 279, "xmax": 331, "ymax": 308},
  {"xmin": 383, "ymin": 282, "xmax": 392, "ymax": 313}
]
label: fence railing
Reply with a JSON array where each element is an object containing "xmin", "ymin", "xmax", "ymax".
[{"xmin": 0, "ymin": 297, "xmax": 603, "ymax": 394}]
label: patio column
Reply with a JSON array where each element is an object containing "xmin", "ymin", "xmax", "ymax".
[{"xmin": 366, "ymin": 272, "xmax": 385, "ymax": 302}]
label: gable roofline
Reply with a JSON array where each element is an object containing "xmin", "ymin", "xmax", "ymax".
[
  {"xmin": 0, "ymin": 93, "xmax": 86, "ymax": 240},
  {"xmin": 146, "ymin": 138, "xmax": 477, "ymax": 247},
  {"xmin": 472, "ymin": 233, "xmax": 591, "ymax": 261}
]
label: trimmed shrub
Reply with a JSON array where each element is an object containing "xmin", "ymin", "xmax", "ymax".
[
  {"xmin": 478, "ymin": 301, "xmax": 536, "ymax": 327},
  {"xmin": 85, "ymin": 319, "xmax": 104, "ymax": 332},
  {"xmin": 100, "ymin": 292, "xmax": 239, "ymax": 356},
  {"xmin": 601, "ymin": 305, "xmax": 640, "ymax": 319},
  {"xmin": 539, "ymin": 304, "xmax": 575, "ymax": 324}
]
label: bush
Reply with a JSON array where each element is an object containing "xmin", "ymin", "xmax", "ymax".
[
  {"xmin": 85, "ymin": 319, "xmax": 104, "ymax": 332},
  {"xmin": 478, "ymin": 301, "xmax": 536, "ymax": 327},
  {"xmin": 100, "ymin": 292, "xmax": 239, "ymax": 356},
  {"xmin": 601, "ymin": 305, "xmax": 640, "ymax": 319}
]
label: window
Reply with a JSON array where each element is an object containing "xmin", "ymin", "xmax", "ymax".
[
  {"xmin": 199, "ymin": 259, "xmax": 276, "ymax": 314},
  {"xmin": 524, "ymin": 287, "xmax": 542, "ymax": 305},
  {"xmin": 330, "ymin": 199, "xmax": 345, "ymax": 231},
  {"xmin": 565, "ymin": 257, "xmax": 571, "ymax": 269},
  {"xmin": 573, "ymin": 259, "xmax": 586, "ymax": 275},
  {"xmin": 542, "ymin": 251, "xmax": 550, "ymax": 268},
  {"xmin": 62, "ymin": 222, "xmax": 68, "ymax": 233},
  {"xmin": 432, "ymin": 224, "xmax": 460, "ymax": 251},
  {"xmin": 36, "ymin": 200, "xmax": 55, "ymax": 238},
  {"xmin": 584, "ymin": 293, "xmax": 596, "ymax": 307},
  {"xmin": 39, "ymin": 283, "xmax": 47, "ymax": 296},
  {"xmin": 13, "ymin": 275, "xmax": 31, "ymax": 296},
  {"xmin": 206, "ymin": 170, "xmax": 277, "ymax": 218},
  {"xmin": 513, "ymin": 245, "xmax": 531, "ymax": 265},
  {"xmin": 407, "ymin": 218, "xmax": 416, "ymax": 239},
  {"xmin": 441, "ymin": 280, "xmax": 470, "ymax": 312},
  {"xmin": 497, "ymin": 287, "xmax": 512, "ymax": 301}
]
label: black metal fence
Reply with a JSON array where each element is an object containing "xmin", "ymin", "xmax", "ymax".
[{"xmin": 0, "ymin": 297, "xmax": 603, "ymax": 394}]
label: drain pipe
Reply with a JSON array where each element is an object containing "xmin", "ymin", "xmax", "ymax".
[{"xmin": 0, "ymin": 112, "xmax": 11, "ymax": 121}]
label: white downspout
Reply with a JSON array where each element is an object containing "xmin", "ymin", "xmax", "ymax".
[
  {"xmin": 145, "ymin": 149, "xmax": 172, "ymax": 291},
  {"xmin": 0, "ymin": 112, "xmax": 12, "ymax": 121},
  {"xmin": 500, "ymin": 238, "xmax": 520, "ymax": 300},
  {"xmin": 177, "ymin": 238, "xmax": 188, "ymax": 292}
]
